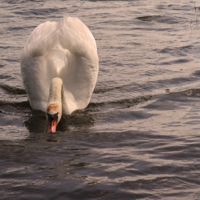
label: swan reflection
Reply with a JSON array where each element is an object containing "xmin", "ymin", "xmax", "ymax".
[{"xmin": 24, "ymin": 109, "xmax": 95, "ymax": 134}]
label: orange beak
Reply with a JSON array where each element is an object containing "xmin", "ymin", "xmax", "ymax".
[{"xmin": 48, "ymin": 119, "xmax": 57, "ymax": 133}]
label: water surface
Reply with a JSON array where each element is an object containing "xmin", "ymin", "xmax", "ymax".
[{"xmin": 1, "ymin": 0, "xmax": 200, "ymax": 199}]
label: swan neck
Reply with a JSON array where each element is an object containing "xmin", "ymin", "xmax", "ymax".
[{"xmin": 48, "ymin": 78, "xmax": 63, "ymax": 104}]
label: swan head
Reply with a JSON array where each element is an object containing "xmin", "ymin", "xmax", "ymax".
[{"xmin": 46, "ymin": 103, "xmax": 62, "ymax": 133}]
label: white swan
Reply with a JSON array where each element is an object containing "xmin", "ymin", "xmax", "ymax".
[{"xmin": 20, "ymin": 16, "xmax": 99, "ymax": 133}]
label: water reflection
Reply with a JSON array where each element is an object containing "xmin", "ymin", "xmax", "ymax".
[
  {"xmin": 24, "ymin": 109, "xmax": 96, "ymax": 134},
  {"xmin": 23, "ymin": 110, "xmax": 47, "ymax": 133}
]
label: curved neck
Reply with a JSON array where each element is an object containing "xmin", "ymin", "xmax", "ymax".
[
  {"xmin": 47, "ymin": 77, "xmax": 69, "ymax": 116},
  {"xmin": 48, "ymin": 77, "xmax": 63, "ymax": 104}
]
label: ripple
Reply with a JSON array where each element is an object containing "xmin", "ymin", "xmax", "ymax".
[
  {"xmin": 0, "ymin": 84, "xmax": 26, "ymax": 95},
  {"xmin": 1, "ymin": 0, "xmax": 200, "ymax": 199},
  {"xmin": 15, "ymin": 8, "xmax": 61, "ymax": 16},
  {"xmin": 136, "ymin": 15, "xmax": 162, "ymax": 22}
]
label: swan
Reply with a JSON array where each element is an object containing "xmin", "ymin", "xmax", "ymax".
[{"xmin": 20, "ymin": 16, "xmax": 99, "ymax": 133}]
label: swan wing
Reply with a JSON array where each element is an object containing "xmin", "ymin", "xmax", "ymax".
[
  {"xmin": 58, "ymin": 16, "xmax": 99, "ymax": 114},
  {"xmin": 20, "ymin": 21, "xmax": 58, "ymax": 112}
]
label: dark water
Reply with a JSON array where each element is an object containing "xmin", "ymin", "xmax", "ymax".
[{"xmin": 1, "ymin": 0, "xmax": 200, "ymax": 199}]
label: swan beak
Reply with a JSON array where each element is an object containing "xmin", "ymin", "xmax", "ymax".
[
  {"xmin": 48, "ymin": 118, "xmax": 57, "ymax": 133},
  {"xmin": 47, "ymin": 112, "xmax": 58, "ymax": 133}
]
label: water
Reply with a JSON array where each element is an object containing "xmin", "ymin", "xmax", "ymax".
[{"xmin": 1, "ymin": 0, "xmax": 200, "ymax": 199}]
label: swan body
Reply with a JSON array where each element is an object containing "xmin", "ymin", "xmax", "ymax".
[{"xmin": 20, "ymin": 16, "xmax": 99, "ymax": 132}]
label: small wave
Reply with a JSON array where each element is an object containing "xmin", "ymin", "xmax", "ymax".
[
  {"xmin": 88, "ymin": 95, "xmax": 152, "ymax": 109},
  {"xmin": 170, "ymin": 88, "xmax": 200, "ymax": 98},
  {"xmin": 136, "ymin": 15, "xmax": 162, "ymax": 22},
  {"xmin": 144, "ymin": 88, "xmax": 200, "ymax": 111},
  {"xmin": 15, "ymin": 8, "xmax": 62, "ymax": 16},
  {"xmin": 159, "ymin": 45, "xmax": 194, "ymax": 57},
  {"xmin": 0, "ymin": 100, "xmax": 29, "ymax": 107},
  {"xmin": 94, "ymin": 82, "xmax": 141, "ymax": 94},
  {"xmin": 159, "ymin": 58, "xmax": 191, "ymax": 65},
  {"xmin": 111, "ymin": 95, "xmax": 153, "ymax": 105},
  {"xmin": 137, "ymin": 14, "xmax": 180, "ymax": 24},
  {"xmin": 192, "ymin": 70, "xmax": 200, "ymax": 77},
  {"xmin": 3, "ymin": 0, "xmax": 42, "ymax": 3},
  {"xmin": 0, "ymin": 100, "xmax": 31, "ymax": 116},
  {"xmin": 94, "ymin": 87, "xmax": 116, "ymax": 94},
  {"xmin": 0, "ymin": 46, "xmax": 10, "ymax": 49},
  {"xmin": 0, "ymin": 84, "xmax": 26, "ymax": 95},
  {"xmin": 0, "ymin": 75, "xmax": 11, "ymax": 79}
]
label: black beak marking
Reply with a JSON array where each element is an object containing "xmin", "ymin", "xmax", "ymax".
[{"xmin": 48, "ymin": 112, "xmax": 58, "ymax": 122}]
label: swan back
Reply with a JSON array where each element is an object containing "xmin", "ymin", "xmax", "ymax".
[{"xmin": 20, "ymin": 16, "xmax": 99, "ymax": 114}]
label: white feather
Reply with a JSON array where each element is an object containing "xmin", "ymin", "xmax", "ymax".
[{"xmin": 20, "ymin": 16, "xmax": 99, "ymax": 115}]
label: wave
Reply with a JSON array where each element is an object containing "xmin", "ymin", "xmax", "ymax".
[{"xmin": 0, "ymin": 84, "xmax": 26, "ymax": 95}]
